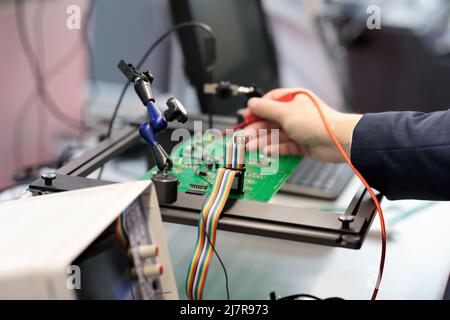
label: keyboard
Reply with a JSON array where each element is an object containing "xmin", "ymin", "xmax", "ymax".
[{"xmin": 280, "ymin": 158, "xmax": 354, "ymax": 199}]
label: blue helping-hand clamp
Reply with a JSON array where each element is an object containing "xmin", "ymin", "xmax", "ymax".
[{"xmin": 118, "ymin": 60, "xmax": 188, "ymax": 172}]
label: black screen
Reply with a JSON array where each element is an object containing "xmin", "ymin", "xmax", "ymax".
[{"xmin": 171, "ymin": 0, "xmax": 279, "ymax": 116}]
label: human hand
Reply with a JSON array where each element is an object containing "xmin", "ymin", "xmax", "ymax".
[{"xmin": 243, "ymin": 88, "xmax": 362, "ymax": 163}]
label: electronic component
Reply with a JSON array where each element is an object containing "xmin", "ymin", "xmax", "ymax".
[
  {"xmin": 258, "ymin": 156, "xmax": 272, "ymax": 168},
  {"xmin": 0, "ymin": 181, "xmax": 178, "ymax": 299},
  {"xmin": 196, "ymin": 169, "xmax": 208, "ymax": 177},
  {"xmin": 189, "ymin": 183, "xmax": 208, "ymax": 190},
  {"xmin": 230, "ymin": 170, "xmax": 245, "ymax": 194},
  {"xmin": 205, "ymin": 156, "xmax": 214, "ymax": 170},
  {"xmin": 193, "ymin": 155, "xmax": 203, "ymax": 164},
  {"xmin": 136, "ymin": 245, "xmax": 159, "ymax": 259},
  {"xmin": 142, "ymin": 264, "xmax": 164, "ymax": 278},
  {"xmin": 186, "ymin": 183, "xmax": 208, "ymax": 196},
  {"xmin": 142, "ymin": 133, "xmax": 301, "ymax": 202},
  {"xmin": 125, "ymin": 196, "xmax": 167, "ymax": 299},
  {"xmin": 186, "ymin": 188, "xmax": 206, "ymax": 196}
]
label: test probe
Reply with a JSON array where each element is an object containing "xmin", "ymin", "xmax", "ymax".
[{"xmin": 203, "ymin": 83, "xmax": 386, "ymax": 300}]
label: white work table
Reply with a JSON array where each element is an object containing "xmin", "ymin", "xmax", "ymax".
[{"xmin": 163, "ymin": 177, "xmax": 450, "ymax": 300}]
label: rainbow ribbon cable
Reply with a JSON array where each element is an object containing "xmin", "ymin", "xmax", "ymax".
[
  {"xmin": 224, "ymin": 132, "xmax": 246, "ymax": 170},
  {"xmin": 186, "ymin": 133, "xmax": 251, "ymax": 300},
  {"xmin": 116, "ymin": 213, "xmax": 129, "ymax": 248},
  {"xmin": 185, "ymin": 168, "xmax": 236, "ymax": 300}
]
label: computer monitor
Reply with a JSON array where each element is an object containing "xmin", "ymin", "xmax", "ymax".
[{"xmin": 170, "ymin": 0, "xmax": 279, "ymax": 116}]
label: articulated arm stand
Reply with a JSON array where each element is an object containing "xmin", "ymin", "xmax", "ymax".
[
  {"xmin": 139, "ymin": 100, "xmax": 172, "ymax": 173},
  {"xmin": 117, "ymin": 59, "xmax": 188, "ymax": 203}
]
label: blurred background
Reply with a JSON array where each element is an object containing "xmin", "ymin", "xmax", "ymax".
[{"xmin": 2, "ymin": 0, "xmax": 450, "ymax": 197}]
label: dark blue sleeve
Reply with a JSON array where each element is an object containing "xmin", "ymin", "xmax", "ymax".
[{"xmin": 350, "ymin": 110, "xmax": 450, "ymax": 200}]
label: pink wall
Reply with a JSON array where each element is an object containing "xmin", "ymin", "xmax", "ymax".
[{"xmin": 0, "ymin": 0, "xmax": 88, "ymax": 189}]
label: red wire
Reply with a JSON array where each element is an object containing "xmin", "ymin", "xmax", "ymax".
[{"xmin": 243, "ymin": 90, "xmax": 386, "ymax": 300}]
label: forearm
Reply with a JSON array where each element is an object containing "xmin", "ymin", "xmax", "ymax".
[{"xmin": 350, "ymin": 110, "xmax": 450, "ymax": 200}]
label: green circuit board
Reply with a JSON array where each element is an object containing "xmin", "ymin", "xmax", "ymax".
[{"xmin": 141, "ymin": 132, "xmax": 302, "ymax": 202}]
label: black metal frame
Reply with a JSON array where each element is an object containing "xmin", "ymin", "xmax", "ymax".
[{"xmin": 29, "ymin": 115, "xmax": 381, "ymax": 249}]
